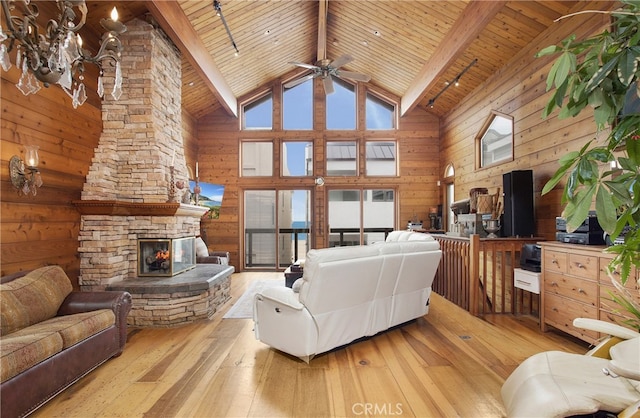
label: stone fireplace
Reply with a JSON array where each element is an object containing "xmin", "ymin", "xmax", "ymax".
[{"xmin": 74, "ymin": 18, "xmax": 231, "ymax": 327}]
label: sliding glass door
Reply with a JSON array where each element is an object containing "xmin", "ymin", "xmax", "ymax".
[
  {"xmin": 328, "ymin": 188, "xmax": 395, "ymax": 246},
  {"xmin": 244, "ymin": 189, "xmax": 311, "ymax": 269}
]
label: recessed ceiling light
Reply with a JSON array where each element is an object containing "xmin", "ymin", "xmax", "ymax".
[
  {"xmin": 188, "ymin": 81, "xmax": 194, "ymax": 86},
  {"xmin": 362, "ymin": 40, "xmax": 368, "ymax": 46},
  {"xmin": 373, "ymin": 30, "xmax": 381, "ymax": 37},
  {"xmin": 264, "ymin": 29, "xmax": 271, "ymax": 35}
]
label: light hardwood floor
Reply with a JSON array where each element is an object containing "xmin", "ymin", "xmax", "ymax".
[{"xmin": 33, "ymin": 272, "xmax": 587, "ymax": 418}]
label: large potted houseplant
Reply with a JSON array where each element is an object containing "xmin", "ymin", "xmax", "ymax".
[{"xmin": 538, "ymin": 0, "xmax": 640, "ymax": 329}]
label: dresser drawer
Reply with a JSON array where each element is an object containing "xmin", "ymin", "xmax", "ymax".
[
  {"xmin": 514, "ymin": 268, "xmax": 540, "ymax": 294},
  {"xmin": 544, "ymin": 250, "xmax": 567, "ymax": 273},
  {"xmin": 544, "ymin": 292, "xmax": 598, "ymax": 341},
  {"xmin": 544, "ymin": 272, "xmax": 598, "ymax": 306},
  {"xmin": 599, "ymin": 308, "xmax": 638, "ymax": 327},
  {"xmin": 568, "ymin": 253, "xmax": 599, "ymax": 280},
  {"xmin": 599, "ymin": 283, "xmax": 640, "ymax": 313},
  {"xmin": 599, "ymin": 261, "xmax": 638, "ymax": 286}
]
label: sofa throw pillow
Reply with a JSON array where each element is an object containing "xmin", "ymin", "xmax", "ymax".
[
  {"xmin": 195, "ymin": 237, "xmax": 209, "ymax": 257},
  {"xmin": 0, "ymin": 266, "xmax": 73, "ymax": 336}
]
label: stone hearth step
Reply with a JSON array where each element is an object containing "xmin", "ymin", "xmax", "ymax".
[{"xmin": 107, "ymin": 264, "xmax": 234, "ymax": 327}]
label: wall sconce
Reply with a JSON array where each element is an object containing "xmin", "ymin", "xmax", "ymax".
[{"xmin": 9, "ymin": 145, "xmax": 43, "ymax": 196}]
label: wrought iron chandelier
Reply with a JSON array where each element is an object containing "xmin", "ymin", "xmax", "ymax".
[{"xmin": 0, "ymin": 0, "xmax": 126, "ymax": 108}]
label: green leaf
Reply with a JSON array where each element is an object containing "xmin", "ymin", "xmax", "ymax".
[
  {"xmin": 542, "ymin": 160, "xmax": 576, "ymax": 195},
  {"xmin": 585, "ymin": 56, "xmax": 619, "ymax": 94},
  {"xmin": 542, "ymin": 95, "xmax": 558, "ymax": 118},
  {"xmin": 565, "ymin": 184, "xmax": 597, "ymax": 232},
  {"xmin": 617, "ymin": 50, "xmax": 638, "ymax": 86},
  {"xmin": 606, "ymin": 181, "xmax": 632, "ymax": 207},
  {"xmin": 553, "ymin": 52, "xmax": 574, "ymax": 89},
  {"xmin": 626, "ymin": 133, "xmax": 640, "ymax": 165},
  {"xmin": 536, "ymin": 44, "xmax": 560, "ymax": 58},
  {"xmin": 588, "ymin": 87, "xmax": 605, "ymax": 108},
  {"xmin": 577, "ymin": 158, "xmax": 598, "ymax": 182},
  {"xmin": 596, "ymin": 185, "xmax": 618, "ymax": 233},
  {"xmin": 593, "ymin": 101, "xmax": 613, "ymax": 128}
]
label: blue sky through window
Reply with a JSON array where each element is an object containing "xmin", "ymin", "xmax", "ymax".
[
  {"xmin": 283, "ymin": 80, "xmax": 313, "ymax": 130},
  {"xmin": 326, "ymin": 79, "xmax": 356, "ymax": 130},
  {"xmin": 244, "ymin": 93, "xmax": 273, "ymax": 129},
  {"xmin": 366, "ymin": 93, "xmax": 395, "ymax": 129}
]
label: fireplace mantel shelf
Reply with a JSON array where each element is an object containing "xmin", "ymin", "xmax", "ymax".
[{"xmin": 73, "ymin": 200, "xmax": 210, "ymax": 217}]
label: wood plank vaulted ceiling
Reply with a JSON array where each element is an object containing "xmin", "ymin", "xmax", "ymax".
[{"xmin": 84, "ymin": 0, "xmax": 580, "ymax": 120}]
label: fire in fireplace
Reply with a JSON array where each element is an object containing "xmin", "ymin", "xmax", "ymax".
[{"xmin": 138, "ymin": 237, "xmax": 196, "ymax": 277}]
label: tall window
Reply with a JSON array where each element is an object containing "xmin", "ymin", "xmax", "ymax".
[
  {"xmin": 366, "ymin": 92, "xmax": 396, "ymax": 129},
  {"xmin": 241, "ymin": 142, "xmax": 273, "ymax": 176},
  {"xmin": 326, "ymin": 78, "xmax": 356, "ymax": 130},
  {"xmin": 365, "ymin": 140, "xmax": 396, "ymax": 176},
  {"xmin": 326, "ymin": 141, "xmax": 357, "ymax": 176},
  {"xmin": 283, "ymin": 79, "xmax": 313, "ymax": 130},
  {"xmin": 282, "ymin": 141, "xmax": 313, "ymax": 176},
  {"xmin": 243, "ymin": 92, "xmax": 273, "ymax": 130}
]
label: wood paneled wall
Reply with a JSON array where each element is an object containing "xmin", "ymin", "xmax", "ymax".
[
  {"xmin": 1, "ymin": 70, "xmax": 101, "ymax": 286},
  {"xmin": 440, "ymin": 1, "xmax": 614, "ymax": 241},
  {"xmin": 197, "ymin": 77, "xmax": 441, "ymax": 270}
]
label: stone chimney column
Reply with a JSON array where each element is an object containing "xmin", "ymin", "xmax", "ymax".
[{"xmin": 77, "ymin": 19, "xmax": 201, "ymax": 290}]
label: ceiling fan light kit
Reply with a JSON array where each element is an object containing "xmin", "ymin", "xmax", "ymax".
[
  {"xmin": 284, "ymin": 0, "xmax": 370, "ymax": 95},
  {"xmin": 285, "ymin": 54, "xmax": 371, "ymax": 95}
]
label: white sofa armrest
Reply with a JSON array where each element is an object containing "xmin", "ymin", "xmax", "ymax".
[
  {"xmin": 256, "ymin": 286, "xmax": 304, "ymax": 310},
  {"xmin": 608, "ymin": 359, "xmax": 640, "ymax": 380},
  {"xmin": 573, "ymin": 318, "xmax": 640, "ymax": 339},
  {"xmin": 607, "ymin": 337, "xmax": 640, "ymax": 380}
]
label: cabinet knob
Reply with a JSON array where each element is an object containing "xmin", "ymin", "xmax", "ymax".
[
  {"xmin": 575, "ymin": 262, "xmax": 584, "ymax": 269},
  {"xmin": 552, "ymin": 259, "xmax": 558, "ymax": 264},
  {"xmin": 552, "ymin": 307, "xmax": 559, "ymax": 312},
  {"xmin": 578, "ymin": 288, "xmax": 586, "ymax": 294},
  {"xmin": 551, "ymin": 281, "xmax": 558, "ymax": 287}
]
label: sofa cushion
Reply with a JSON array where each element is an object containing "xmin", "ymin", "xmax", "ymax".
[
  {"xmin": 16, "ymin": 309, "xmax": 116, "ymax": 349},
  {"xmin": 0, "ymin": 266, "xmax": 73, "ymax": 336},
  {"xmin": 195, "ymin": 237, "xmax": 209, "ymax": 257},
  {"xmin": 0, "ymin": 331, "xmax": 64, "ymax": 382},
  {"xmin": 386, "ymin": 230, "xmax": 413, "ymax": 241}
]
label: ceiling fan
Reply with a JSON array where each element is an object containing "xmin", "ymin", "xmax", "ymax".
[{"xmin": 284, "ymin": 0, "xmax": 370, "ymax": 95}]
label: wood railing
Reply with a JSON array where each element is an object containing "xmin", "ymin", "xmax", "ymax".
[{"xmin": 432, "ymin": 234, "xmax": 540, "ymax": 317}]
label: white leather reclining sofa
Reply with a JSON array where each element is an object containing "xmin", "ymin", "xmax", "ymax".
[{"xmin": 253, "ymin": 230, "xmax": 442, "ymax": 362}]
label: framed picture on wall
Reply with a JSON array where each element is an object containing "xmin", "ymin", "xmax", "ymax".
[{"xmin": 190, "ymin": 181, "xmax": 224, "ymax": 219}]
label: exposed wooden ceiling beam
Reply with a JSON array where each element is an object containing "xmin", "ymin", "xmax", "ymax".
[
  {"xmin": 400, "ymin": 0, "xmax": 507, "ymax": 117},
  {"xmin": 145, "ymin": 0, "xmax": 237, "ymax": 118},
  {"xmin": 317, "ymin": 0, "xmax": 327, "ymax": 62}
]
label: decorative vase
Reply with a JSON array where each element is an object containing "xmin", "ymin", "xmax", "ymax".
[{"xmin": 484, "ymin": 219, "xmax": 501, "ymax": 238}]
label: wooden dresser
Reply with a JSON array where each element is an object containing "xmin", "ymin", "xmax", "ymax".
[{"xmin": 539, "ymin": 241, "xmax": 639, "ymax": 344}]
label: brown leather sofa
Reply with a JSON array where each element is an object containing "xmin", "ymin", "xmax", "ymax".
[{"xmin": 0, "ymin": 266, "xmax": 132, "ymax": 418}]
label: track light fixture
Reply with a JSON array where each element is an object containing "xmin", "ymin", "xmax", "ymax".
[
  {"xmin": 213, "ymin": 0, "xmax": 239, "ymax": 57},
  {"xmin": 427, "ymin": 58, "xmax": 477, "ymax": 109}
]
